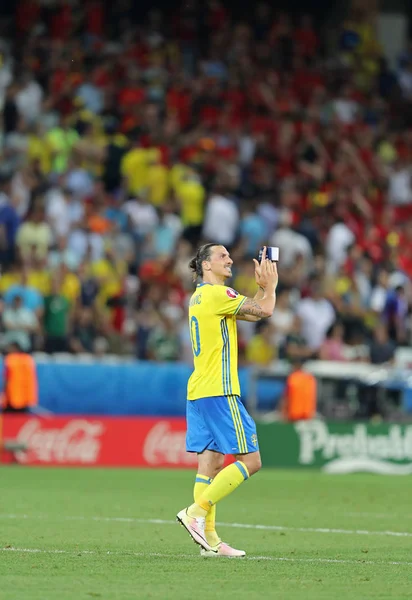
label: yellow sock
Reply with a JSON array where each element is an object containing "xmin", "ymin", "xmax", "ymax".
[
  {"xmin": 193, "ymin": 474, "xmax": 220, "ymax": 547},
  {"xmin": 196, "ymin": 461, "xmax": 249, "ymax": 512}
]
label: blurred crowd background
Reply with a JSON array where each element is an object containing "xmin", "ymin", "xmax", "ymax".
[{"xmin": 0, "ymin": 0, "xmax": 411, "ymax": 367}]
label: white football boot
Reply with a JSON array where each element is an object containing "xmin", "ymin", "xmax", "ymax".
[
  {"xmin": 200, "ymin": 542, "xmax": 246, "ymax": 557},
  {"xmin": 176, "ymin": 508, "xmax": 217, "ymax": 552}
]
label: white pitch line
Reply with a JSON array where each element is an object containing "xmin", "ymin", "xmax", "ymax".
[
  {"xmin": 2, "ymin": 547, "xmax": 412, "ymax": 567},
  {"xmin": 343, "ymin": 512, "xmax": 411, "ymax": 520},
  {"xmin": 226, "ymin": 522, "xmax": 412, "ymax": 539},
  {"xmin": 1, "ymin": 513, "xmax": 412, "ymax": 539}
]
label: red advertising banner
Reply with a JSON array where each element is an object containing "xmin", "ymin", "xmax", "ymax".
[{"xmin": 1, "ymin": 416, "xmax": 200, "ymax": 468}]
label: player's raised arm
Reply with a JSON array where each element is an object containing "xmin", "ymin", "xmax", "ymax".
[
  {"xmin": 237, "ymin": 297, "xmax": 273, "ymax": 319},
  {"xmin": 237, "ymin": 248, "xmax": 278, "ymax": 319}
]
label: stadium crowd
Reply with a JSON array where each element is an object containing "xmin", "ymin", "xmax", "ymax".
[{"xmin": 0, "ymin": 0, "xmax": 411, "ymax": 366}]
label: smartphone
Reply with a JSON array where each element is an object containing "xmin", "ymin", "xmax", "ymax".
[{"xmin": 258, "ymin": 246, "xmax": 279, "ymax": 263}]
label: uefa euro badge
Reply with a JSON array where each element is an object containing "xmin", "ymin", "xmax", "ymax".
[{"xmin": 251, "ymin": 434, "xmax": 258, "ymax": 447}]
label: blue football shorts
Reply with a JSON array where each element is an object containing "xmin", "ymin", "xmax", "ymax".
[{"xmin": 186, "ymin": 395, "xmax": 259, "ymax": 455}]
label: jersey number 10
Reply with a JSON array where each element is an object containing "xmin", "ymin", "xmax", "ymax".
[{"xmin": 190, "ymin": 316, "xmax": 201, "ymax": 357}]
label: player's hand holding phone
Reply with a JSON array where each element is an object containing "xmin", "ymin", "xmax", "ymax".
[{"xmin": 253, "ymin": 246, "xmax": 278, "ymax": 292}]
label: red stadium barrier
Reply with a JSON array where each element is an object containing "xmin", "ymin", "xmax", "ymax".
[{"xmin": 1, "ymin": 416, "xmax": 200, "ymax": 468}]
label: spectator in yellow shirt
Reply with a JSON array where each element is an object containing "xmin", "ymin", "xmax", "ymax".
[
  {"xmin": 174, "ymin": 172, "xmax": 205, "ymax": 245},
  {"xmin": 16, "ymin": 203, "xmax": 53, "ymax": 261},
  {"xmin": 27, "ymin": 122, "xmax": 52, "ymax": 174},
  {"xmin": 234, "ymin": 260, "xmax": 258, "ymax": 298},
  {"xmin": 0, "ymin": 263, "xmax": 21, "ymax": 296},
  {"xmin": 46, "ymin": 115, "xmax": 79, "ymax": 174},
  {"xmin": 75, "ymin": 119, "xmax": 107, "ymax": 176},
  {"xmin": 59, "ymin": 263, "xmax": 81, "ymax": 305},
  {"xmin": 121, "ymin": 144, "xmax": 161, "ymax": 197},
  {"xmin": 169, "ymin": 162, "xmax": 191, "ymax": 192},
  {"xmin": 26, "ymin": 259, "xmax": 51, "ymax": 297},
  {"xmin": 88, "ymin": 245, "xmax": 127, "ymax": 312},
  {"xmin": 246, "ymin": 321, "xmax": 277, "ymax": 367},
  {"xmin": 147, "ymin": 154, "xmax": 169, "ymax": 207}
]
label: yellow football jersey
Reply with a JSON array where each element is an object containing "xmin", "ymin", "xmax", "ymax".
[{"xmin": 187, "ymin": 283, "xmax": 247, "ymax": 400}]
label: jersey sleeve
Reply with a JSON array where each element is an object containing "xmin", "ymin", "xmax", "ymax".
[{"xmin": 211, "ymin": 286, "xmax": 247, "ymax": 316}]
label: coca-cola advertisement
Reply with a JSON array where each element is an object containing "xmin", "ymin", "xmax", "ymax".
[{"xmin": 1, "ymin": 416, "xmax": 201, "ymax": 468}]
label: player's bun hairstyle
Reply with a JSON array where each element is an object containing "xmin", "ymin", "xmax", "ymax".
[{"xmin": 189, "ymin": 243, "xmax": 218, "ymax": 282}]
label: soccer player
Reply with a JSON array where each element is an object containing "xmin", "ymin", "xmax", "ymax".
[{"xmin": 177, "ymin": 244, "xmax": 278, "ymax": 557}]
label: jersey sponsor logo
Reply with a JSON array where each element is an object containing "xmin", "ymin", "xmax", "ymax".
[{"xmin": 226, "ymin": 288, "xmax": 239, "ymax": 299}]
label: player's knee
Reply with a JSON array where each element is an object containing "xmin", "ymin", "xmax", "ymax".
[
  {"xmin": 239, "ymin": 452, "xmax": 262, "ymax": 477},
  {"xmin": 249, "ymin": 453, "xmax": 262, "ymax": 476},
  {"xmin": 212, "ymin": 455, "xmax": 225, "ymax": 476},
  {"xmin": 198, "ymin": 450, "xmax": 225, "ymax": 478}
]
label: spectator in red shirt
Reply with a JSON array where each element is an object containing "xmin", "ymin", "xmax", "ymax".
[
  {"xmin": 117, "ymin": 66, "xmax": 146, "ymax": 111},
  {"xmin": 294, "ymin": 15, "xmax": 319, "ymax": 60},
  {"xmin": 166, "ymin": 76, "xmax": 192, "ymax": 129}
]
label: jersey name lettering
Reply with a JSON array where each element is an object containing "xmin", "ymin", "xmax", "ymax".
[{"xmin": 189, "ymin": 294, "xmax": 202, "ymax": 307}]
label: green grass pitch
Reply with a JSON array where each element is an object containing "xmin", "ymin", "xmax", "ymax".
[{"xmin": 1, "ymin": 466, "xmax": 412, "ymax": 599}]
